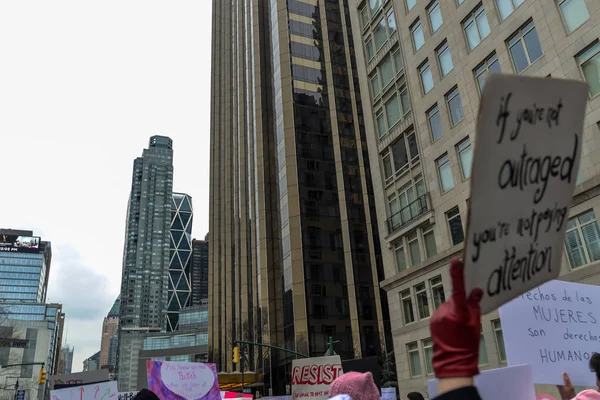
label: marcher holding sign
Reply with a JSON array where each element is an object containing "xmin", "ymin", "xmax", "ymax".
[{"xmin": 464, "ymin": 74, "xmax": 588, "ymax": 313}]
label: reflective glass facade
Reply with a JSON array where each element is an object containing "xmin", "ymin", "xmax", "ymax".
[
  {"xmin": 168, "ymin": 193, "xmax": 193, "ymax": 331},
  {"xmin": 0, "ymin": 243, "xmax": 50, "ymax": 303},
  {"xmin": 210, "ymin": 0, "xmax": 390, "ymax": 395},
  {"xmin": 191, "ymin": 239, "xmax": 208, "ymax": 305}
]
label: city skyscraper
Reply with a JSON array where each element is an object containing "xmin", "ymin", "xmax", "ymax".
[
  {"xmin": 347, "ymin": 0, "xmax": 600, "ymax": 395},
  {"xmin": 168, "ymin": 193, "xmax": 194, "ymax": 331},
  {"xmin": 191, "ymin": 237, "xmax": 208, "ymax": 305},
  {"xmin": 117, "ymin": 135, "xmax": 174, "ymax": 388},
  {"xmin": 57, "ymin": 345, "xmax": 74, "ymax": 375},
  {"xmin": 100, "ymin": 296, "xmax": 120, "ymax": 370},
  {"xmin": 209, "ymin": 0, "xmax": 391, "ymax": 394}
]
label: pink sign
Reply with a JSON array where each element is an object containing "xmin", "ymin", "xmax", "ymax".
[{"xmin": 147, "ymin": 360, "xmax": 220, "ymax": 400}]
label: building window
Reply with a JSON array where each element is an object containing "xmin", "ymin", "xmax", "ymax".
[
  {"xmin": 360, "ymin": 5, "xmax": 370, "ymax": 28},
  {"xmin": 389, "ymin": 193, "xmax": 401, "ymax": 228},
  {"xmin": 430, "ymin": 276, "xmax": 445, "ymax": 309},
  {"xmin": 565, "ymin": 210, "xmax": 600, "ymax": 268},
  {"xmin": 495, "ymin": 0, "xmax": 524, "ymax": 20},
  {"xmin": 376, "ymin": 108, "xmax": 386, "ymax": 137},
  {"xmin": 474, "ymin": 53, "xmax": 501, "ymax": 93},
  {"xmin": 479, "ymin": 331, "xmax": 489, "ymax": 365},
  {"xmin": 389, "ymin": 174, "xmax": 426, "ymax": 231},
  {"xmin": 385, "ymin": 94, "xmax": 401, "ymax": 130},
  {"xmin": 437, "ymin": 41, "xmax": 454, "ymax": 77},
  {"xmin": 382, "ymin": 149, "xmax": 393, "ymax": 181},
  {"xmin": 408, "ymin": 231, "xmax": 422, "ymax": 266},
  {"xmin": 457, "ymin": 0, "xmax": 464, "ymax": 4},
  {"xmin": 446, "ymin": 207, "xmax": 465, "ymax": 246},
  {"xmin": 423, "ymin": 223, "xmax": 437, "ymax": 258},
  {"xmin": 406, "ymin": 0, "xmax": 417, "ymax": 12},
  {"xmin": 428, "ymin": 104, "xmax": 443, "ymax": 141},
  {"xmin": 383, "ymin": 131, "xmax": 419, "ymax": 181},
  {"xmin": 422, "ymin": 338, "xmax": 434, "ymax": 375},
  {"xmin": 463, "ymin": 4, "xmax": 491, "ymax": 51},
  {"xmin": 371, "ymin": 73, "xmax": 381, "ymax": 99},
  {"xmin": 380, "ymin": 55, "xmax": 395, "ymax": 88},
  {"xmin": 387, "ymin": 9, "xmax": 397, "ymax": 32},
  {"xmin": 492, "ymin": 319, "xmax": 507, "ymax": 362},
  {"xmin": 578, "ymin": 42, "xmax": 600, "ymax": 97},
  {"xmin": 365, "ymin": 37, "xmax": 375, "ymax": 60},
  {"xmin": 393, "ymin": 49, "xmax": 404, "ymax": 75},
  {"xmin": 437, "ymin": 153, "xmax": 454, "ymax": 193},
  {"xmin": 446, "ymin": 87, "xmax": 464, "ymax": 126},
  {"xmin": 558, "ymin": 0, "xmax": 589, "ymax": 33},
  {"xmin": 412, "ymin": 21, "xmax": 425, "ymax": 52},
  {"xmin": 401, "ymin": 290, "xmax": 415, "ymax": 324},
  {"xmin": 508, "ymin": 20, "xmax": 543, "ymax": 73},
  {"xmin": 428, "ymin": 0, "xmax": 443, "ymax": 33},
  {"xmin": 457, "ymin": 138, "xmax": 473, "ymax": 179},
  {"xmin": 415, "ymin": 282, "xmax": 430, "ymax": 319},
  {"xmin": 419, "ymin": 61, "xmax": 434, "ymax": 94},
  {"xmin": 407, "ymin": 342, "xmax": 422, "ymax": 376},
  {"xmin": 395, "ymin": 242, "xmax": 407, "ymax": 272},
  {"xmin": 374, "ymin": 18, "xmax": 388, "ymax": 51}
]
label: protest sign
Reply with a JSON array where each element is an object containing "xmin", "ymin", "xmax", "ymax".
[
  {"xmin": 50, "ymin": 381, "xmax": 118, "ymax": 400},
  {"xmin": 291, "ymin": 356, "xmax": 343, "ymax": 400},
  {"xmin": 381, "ymin": 388, "xmax": 396, "ymax": 400},
  {"xmin": 464, "ymin": 74, "xmax": 588, "ymax": 314},
  {"xmin": 499, "ymin": 280, "xmax": 599, "ymax": 386},
  {"xmin": 49, "ymin": 370, "xmax": 109, "ymax": 389},
  {"xmin": 427, "ymin": 364, "xmax": 535, "ymax": 399},
  {"xmin": 147, "ymin": 360, "xmax": 220, "ymax": 400}
]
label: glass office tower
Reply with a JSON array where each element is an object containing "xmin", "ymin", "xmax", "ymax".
[{"xmin": 209, "ymin": 0, "xmax": 391, "ymax": 394}]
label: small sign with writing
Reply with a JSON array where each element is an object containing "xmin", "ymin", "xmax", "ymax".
[
  {"xmin": 291, "ymin": 356, "xmax": 343, "ymax": 400},
  {"xmin": 118, "ymin": 392, "xmax": 139, "ymax": 400},
  {"xmin": 50, "ymin": 381, "xmax": 118, "ymax": 400},
  {"xmin": 499, "ymin": 280, "xmax": 599, "ymax": 386},
  {"xmin": 147, "ymin": 360, "xmax": 220, "ymax": 400},
  {"xmin": 464, "ymin": 74, "xmax": 588, "ymax": 313}
]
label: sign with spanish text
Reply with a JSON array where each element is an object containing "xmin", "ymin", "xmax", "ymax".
[
  {"xmin": 427, "ymin": 364, "xmax": 535, "ymax": 400},
  {"xmin": 291, "ymin": 356, "xmax": 343, "ymax": 400},
  {"xmin": 146, "ymin": 360, "xmax": 220, "ymax": 400},
  {"xmin": 50, "ymin": 381, "xmax": 118, "ymax": 400},
  {"xmin": 499, "ymin": 280, "xmax": 600, "ymax": 386},
  {"xmin": 464, "ymin": 74, "xmax": 588, "ymax": 313}
]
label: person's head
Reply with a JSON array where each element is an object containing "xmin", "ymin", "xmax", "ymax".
[
  {"xmin": 591, "ymin": 352, "xmax": 600, "ymax": 388},
  {"xmin": 329, "ymin": 372, "xmax": 380, "ymax": 400},
  {"xmin": 133, "ymin": 389, "xmax": 160, "ymax": 400},
  {"xmin": 407, "ymin": 393, "xmax": 425, "ymax": 400}
]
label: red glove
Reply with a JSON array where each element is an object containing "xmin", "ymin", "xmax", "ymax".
[{"xmin": 431, "ymin": 258, "xmax": 484, "ymax": 378}]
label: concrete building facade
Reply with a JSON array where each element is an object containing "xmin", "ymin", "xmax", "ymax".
[
  {"xmin": 347, "ymin": 0, "xmax": 600, "ymax": 396},
  {"xmin": 209, "ymin": 0, "xmax": 393, "ymax": 394}
]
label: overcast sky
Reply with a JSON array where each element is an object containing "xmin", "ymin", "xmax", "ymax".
[{"xmin": 0, "ymin": 1, "xmax": 211, "ymax": 371}]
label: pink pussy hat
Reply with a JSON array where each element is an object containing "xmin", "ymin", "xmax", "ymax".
[
  {"xmin": 574, "ymin": 390, "xmax": 600, "ymax": 400},
  {"xmin": 329, "ymin": 372, "xmax": 380, "ymax": 400}
]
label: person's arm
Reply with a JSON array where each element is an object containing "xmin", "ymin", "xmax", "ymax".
[{"xmin": 430, "ymin": 259, "xmax": 483, "ymax": 400}]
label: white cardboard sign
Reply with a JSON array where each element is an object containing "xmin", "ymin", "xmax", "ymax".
[
  {"xmin": 499, "ymin": 280, "xmax": 599, "ymax": 386},
  {"xmin": 464, "ymin": 74, "xmax": 588, "ymax": 314},
  {"xmin": 291, "ymin": 356, "xmax": 343, "ymax": 400},
  {"xmin": 50, "ymin": 381, "xmax": 118, "ymax": 400},
  {"xmin": 427, "ymin": 364, "xmax": 536, "ymax": 400}
]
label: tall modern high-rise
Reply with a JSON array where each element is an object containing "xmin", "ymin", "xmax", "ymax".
[
  {"xmin": 209, "ymin": 0, "xmax": 391, "ymax": 394},
  {"xmin": 191, "ymin": 237, "xmax": 208, "ymax": 305},
  {"xmin": 100, "ymin": 296, "xmax": 120, "ymax": 370},
  {"xmin": 58, "ymin": 345, "xmax": 74, "ymax": 375},
  {"xmin": 168, "ymin": 193, "xmax": 193, "ymax": 331},
  {"xmin": 117, "ymin": 136, "xmax": 174, "ymax": 387},
  {"xmin": 346, "ymin": 0, "xmax": 600, "ymax": 396}
]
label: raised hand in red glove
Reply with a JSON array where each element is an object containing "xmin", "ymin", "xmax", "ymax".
[{"xmin": 431, "ymin": 258, "xmax": 484, "ymax": 379}]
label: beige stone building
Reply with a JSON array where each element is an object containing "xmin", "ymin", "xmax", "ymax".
[{"xmin": 347, "ymin": 0, "xmax": 600, "ymax": 396}]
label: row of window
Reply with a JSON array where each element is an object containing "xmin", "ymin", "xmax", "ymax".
[
  {"xmin": 406, "ymin": 319, "xmax": 506, "ymax": 377},
  {"xmin": 400, "ymin": 276, "xmax": 445, "ymax": 324},
  {"xmin": 436, "ymin": 137, "xmax": 473, "ymax": 193}
]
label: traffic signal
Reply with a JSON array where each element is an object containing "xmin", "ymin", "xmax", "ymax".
[
  {"xmin": 38, "ymin": 369, "xmax": 47, "ymax": 385},
  {"xmin": 233, "ymin": 346, "xmax": 240, "ymax": 364}
]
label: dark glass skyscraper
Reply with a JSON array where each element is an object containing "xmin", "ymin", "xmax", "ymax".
[
  {"xmin": 117, "ymin": 135, "xmax": 174, "ymax": 386},
  {"xmin": 191, "ymin": 238, "xmax": 208, "ymax": 305},
  {"xmin": 168, "ymin": 193, "xmax": 193, "ymax": 331},
  {"xmin": 209, "ymin": 0, "xmax": 390, "ymax": 394}
]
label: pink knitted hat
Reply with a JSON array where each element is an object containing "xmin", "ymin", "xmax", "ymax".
[
  {"xmin": 574, "ymin": 390, "xmax": 600, "ymax": 400},
  {"xmin": 329, "ymin": 372, "xmax": 380, "ymax": 400}
]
